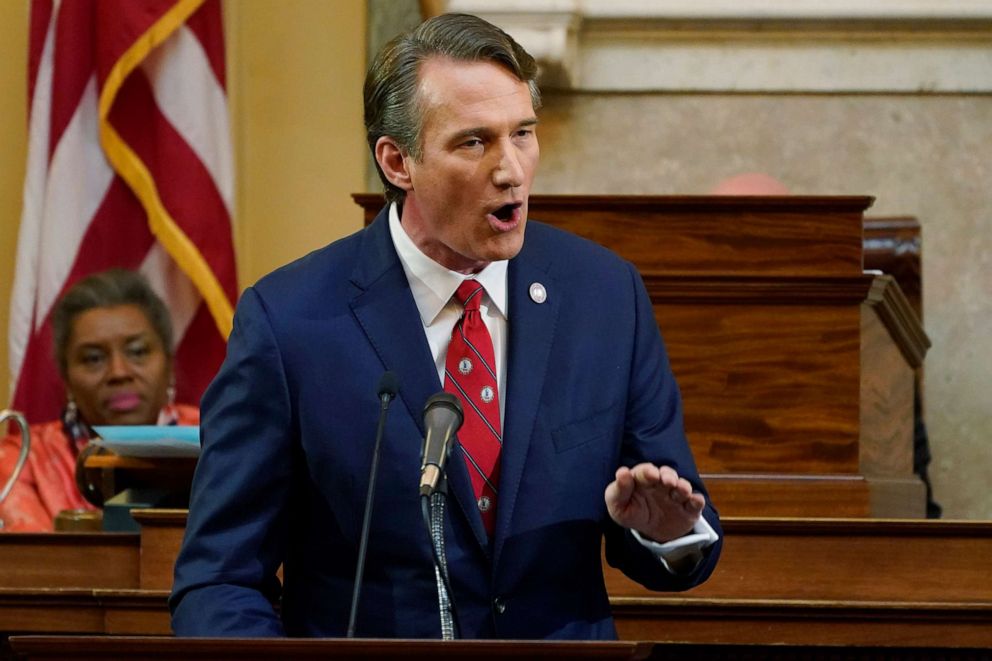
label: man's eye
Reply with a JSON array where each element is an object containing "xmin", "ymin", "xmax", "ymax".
[{"xmin": 461, "ymin": 138, "xmax": 483, "ymax": 148}]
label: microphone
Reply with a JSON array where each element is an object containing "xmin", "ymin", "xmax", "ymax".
[
  {"xmin": 377, "ymin": 371, "xmax": 399, "ymax": 403},
  {"xmin": 346, "ymin": 371, "xmax": 399, "ymax": 638},
  {"xmin": 419, "ymin": 393, "xmax": 463, "ymax": 498}
]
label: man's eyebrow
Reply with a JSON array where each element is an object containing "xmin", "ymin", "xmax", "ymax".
[
  {"xmin": 450, "ymin": 127, "xmax": 488, "ymax": 142},
  {"xmin": 449, "ymin": 117, "xmax": 540, "ymax": 142}
]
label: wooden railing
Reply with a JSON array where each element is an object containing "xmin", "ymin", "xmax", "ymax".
[{"xmin": 2, "ymin": 511, "xmax": 990, "ymax": 648}]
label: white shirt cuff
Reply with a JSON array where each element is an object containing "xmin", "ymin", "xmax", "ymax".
[{"xmin": 629, "ymin": 516, "xmax": 719, "ymax": 574}]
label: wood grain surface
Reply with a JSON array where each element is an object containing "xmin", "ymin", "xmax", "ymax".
[{"xmin": 0, "ymin": 533, "xmax": 138, "ymax": 589}]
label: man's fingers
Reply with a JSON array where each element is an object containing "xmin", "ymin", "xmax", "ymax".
[
  {"xmin": 683, "ymin": 492, "xmax": 706, "ymax": 514},
  {"xmin": 605, "ymin": 467, "xmax": 635, "ymax": 512},
  {"xmin": 608, "ymin": 464, "xmax": 708, "ymax": 540},
  {"xmin": 615, "ymin": 466, "xmax": 634, "ymax": 491},
  {"xmin": 630, "ymin": 462, "xmax": 661, "ymax": 487},
  {"xmin": 657, "ymin": 465, "xmax": 681, "ymax": 490},
  {"xmin": 655, "ymin": 469, "xmax": 693, "ymax": 503},
  {"xmin": 612, "ymin": 463, "xmax": 706, "ymax": 514}
]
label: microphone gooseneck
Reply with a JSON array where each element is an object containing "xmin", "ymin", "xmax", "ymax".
[
  {"xmin": 346, "ymin": 371, "xmax": 399, "ymax": 638},
  {"xmin": 419, "ymin": 392, "xmax": 463, "ymax": 498},
  {"xmin": 419, "ymin": 391, "xmax": 464, "ymax": 639}
]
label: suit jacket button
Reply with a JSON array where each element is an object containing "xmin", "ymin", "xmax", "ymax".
[{"xmin": 493, "ymin": 597, "xmax": 506, "ymax": 614}]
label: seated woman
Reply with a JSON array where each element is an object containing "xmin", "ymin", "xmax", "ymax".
[{"xmin": 0, "ymin": 269, "xmax": 199, "ymax": 531}]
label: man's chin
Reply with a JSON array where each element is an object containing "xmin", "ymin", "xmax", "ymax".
[
  {"xmin": 487, "ymin": 225, "xmax": 526, "ymax": 261},
  {"xmin": 448, "ymin": 229, "xmax": 526, "ymax": 272}
]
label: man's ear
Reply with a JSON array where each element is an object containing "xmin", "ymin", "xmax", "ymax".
[{"xmin": 375, "ymin": 137, "xmax": 413, "ymax": 193}]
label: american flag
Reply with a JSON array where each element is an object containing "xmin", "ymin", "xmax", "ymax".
[{"xmin": 9, "ymin": 0, "xmax": 237, "ymax": 422}]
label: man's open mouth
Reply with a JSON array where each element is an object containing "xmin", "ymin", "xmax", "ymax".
[{"xmin": 492, "ymin": 203, "xmax": 520, "ymax": 221}]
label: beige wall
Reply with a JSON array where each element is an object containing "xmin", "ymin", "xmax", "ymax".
[
  {"xmin": 225, "ymin": 0, "xmax": 368, "ymax": 289},
  {"xmin": 0, "ymin": 2, "xmax": 28, "ymax": 409},
  {"xmin": 0, "ymin": 0, "xmax": 368, "ymax": 407}
]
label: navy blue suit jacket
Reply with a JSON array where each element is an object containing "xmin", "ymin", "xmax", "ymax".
[{"xmin": 170, "ymin": 208, "xmax": 721, "ymax": 638}]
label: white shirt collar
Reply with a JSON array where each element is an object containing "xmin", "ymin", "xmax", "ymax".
[{"xmin": 389, "ymin": 203, "xmax": 508, "ymax": 326}]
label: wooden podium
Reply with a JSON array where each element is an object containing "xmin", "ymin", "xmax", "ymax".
[
  {"xmin": 8, "ymin": 635, "xmax": 991, "ymax": 660},
  {"xmin": 7, "ymin": 636, "xmax": 652, "ymax": 660},
  {"xmin": 354, "ymin": 194, "xmax": 930, "ymax": 518}
]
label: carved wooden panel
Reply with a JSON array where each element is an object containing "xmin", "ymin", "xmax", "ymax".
[
  {"xmin": 0, "ymin": 534, "xmax": 138, "ymax": 589},
  {"xmin": 660, "ymin": 301, "xmax": 862, "ymax": 474}
]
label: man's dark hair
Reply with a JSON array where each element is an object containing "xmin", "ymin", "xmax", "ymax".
[
  {"xmin": 364, "ymin": 12, "xmax": 541, "ymax": 204},
  {"xmin": 52, "ymin": 268, "xmax": 174, "ymax": 375}
]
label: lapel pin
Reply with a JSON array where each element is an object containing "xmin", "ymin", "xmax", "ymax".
[{"xmin": 529, "ymin": 282, "xmax": 547, "ymax": 304}]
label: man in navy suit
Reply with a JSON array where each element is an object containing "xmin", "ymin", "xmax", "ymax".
[{"xmin": 170, "ymin": 13, "xmax": 721, "ymax": 638}]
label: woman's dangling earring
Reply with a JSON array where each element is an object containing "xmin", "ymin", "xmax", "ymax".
[
  {"xmin": 65, "ymin": 395, "xmax": 79, "ymax": 426},
  {"xmin": 160, "ymin": 381, "xmax": 179, "ymax": 425},
  {"xmin": 63, "ymin": 393, "xmax": 90, "ymax": 443}
]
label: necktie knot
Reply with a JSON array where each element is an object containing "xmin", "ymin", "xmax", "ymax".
[{"xmin": 455, "ymin": 280, "xmax": 484, "ymax": 312}]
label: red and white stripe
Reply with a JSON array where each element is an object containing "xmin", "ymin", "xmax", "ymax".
[{"xmin": 9, "ymin": 0, "xmax": 237, "ymax": 423}]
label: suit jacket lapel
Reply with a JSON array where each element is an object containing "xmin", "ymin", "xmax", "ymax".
[
  {"xmin": 348, "ymin": 209, "xmax": 489, "ymax": 553},
  {"xmin": 493, "ymin": 242, "xmax": 559, "ymax": 568}
]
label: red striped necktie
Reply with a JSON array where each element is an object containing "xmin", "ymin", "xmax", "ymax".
[{"xmin": 444, "ymin": 280, "xmax": 501, "ymax": 537}]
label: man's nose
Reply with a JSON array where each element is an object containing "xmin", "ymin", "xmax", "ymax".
[{"xmin": 492, "ymin": 141, "xmax": 524, "ymax": 189}]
